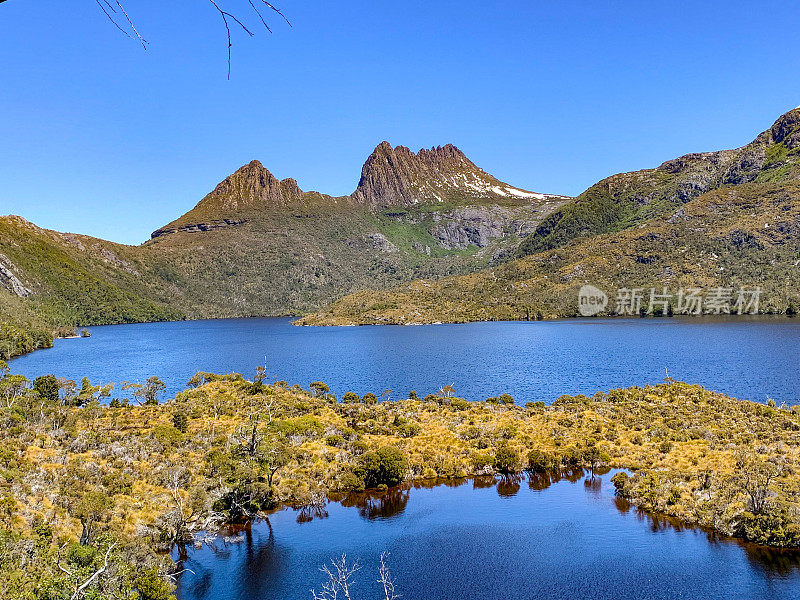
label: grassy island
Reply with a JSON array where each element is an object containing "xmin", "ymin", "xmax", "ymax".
[{"xmin": 1, "ymin": 368, "xmax": 799, "ymax": 599}]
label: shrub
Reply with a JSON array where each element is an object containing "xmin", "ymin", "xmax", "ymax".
[
  {"xmin": 493, "ymin": 444, "xmax": 520, "ymax": 474},
  {"xmin": 526, "ymin": 448, "xmax": 556, "ymax": 473},
  {"xmin": 33, "ymin": 375, "xmax": 60, "ymax": 403},
  {"xmin": 610, "ymin": 472, "xmax": 630, "ymax": 496},
  {"xmin": 342, "ymin": 391, "xmax": 360, "ymax": 404},
  {"xmin": 356, "ymin": 447, "xmax": 407, "ymax": 488},
  {"xmin": 153, "ymin": 425, "xmax": 182, "ymax": 447},
  {"xmin": 172, "ymin": 412, "xmax": 188, "ymax": 433}
]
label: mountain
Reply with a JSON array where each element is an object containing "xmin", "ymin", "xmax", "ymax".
[
  {"xmin": 137, "ymin": 142, "xmax": 567, "ymax": 319},
  {"xmin": 300, "ymin": 107, "xmax": 800, "ymax": 325},
  {"xmin": 516, "ymin": 107, "xmax": 800, "ymax": 256},
  {"xmin": 0, "ymin": 216, "xmax": 183, "ymax": 358},
  {"xmin": 0, "ymin": 142, "xmax": 567, "ymax": 357},
  {"xmin": 351, "ymin": 142, "xmax": 563, "ymax": 208}
]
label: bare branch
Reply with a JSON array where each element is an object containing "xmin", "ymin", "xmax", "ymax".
[
  {"xmin": 378, "ymin": 552, "xmax": 400, "ymax": 600},
  {"xmin": 71, "ymin": 543, "xmax": 116, "ymax": 600},
  {"xmin": 207, "ymin": 0, "xmax": 255, "ymax": 79},
  {"xmin": 114, "ymin": 0, "xmax": 148, "ymax": 48},
  {"xmin": 94, "ymin": 0, "xmax": 131, "ymax": 39},
  {"xmin": 261, "ymin": 1, "xmax": 292, "ymax": 27}
]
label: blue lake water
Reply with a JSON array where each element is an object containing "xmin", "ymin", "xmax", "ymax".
[
  {"xmin": 9, "ymin": 316, "xmax": 800, "ymax": 404},
  {"xmin": 174, "ymin": 472, "xmax": 800, "ymax": 600}
]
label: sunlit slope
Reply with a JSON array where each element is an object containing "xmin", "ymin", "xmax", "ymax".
[
  {"xmin": 517, "ymin": 107, "xmax": 800, "ymax": 256},
  {"xmin": 300, "ymin": 108, "xmax": 800, "ymax": 326}
]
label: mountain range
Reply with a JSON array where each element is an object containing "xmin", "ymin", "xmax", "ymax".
[
  {"xmin": 301, "ymin": 106, "xmax": 800, "ymax": 325},
  {"xmin": 3, "ymin": 106, "xmax": 799, "ymax": 357},
  {"xmin": 0, "ymin": 142, "xmax": 567, "ymax": 358}
]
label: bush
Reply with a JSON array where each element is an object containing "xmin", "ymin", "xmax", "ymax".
[
  {"xmin": 356, "ymin": 447, "xmax": 407, "ymax": 488},
  {"xmin": 153, "ymin": 425, "xmax": 182, "ymax": 447},
  {"xmin": 337, "ymin": 471, "xmax": 365, "ymax": 491},
  {"xmin": 526, "ymin": 448, "xmax": 556, "ymax": 473},
  {"xmin": 172, "ymin": 412, "xmax": 188, "ymax": 433},
  {"xmin": 134, "ymin": 567, "xmax": 174, "ymax": 600},
  {"xmin": 610, "ymin": 472, "xmax": 630, "ymax": 496},
  {"xmin": 342, "ymin": 391, "xmax": 360, "ymax": 404},
  {"xmin": 493, "ymin": 444, "xmax": 520, "ymax": 474},
  {"xmin": 33, "ymin": 375, "xmax": 60, "ymax": 403}
]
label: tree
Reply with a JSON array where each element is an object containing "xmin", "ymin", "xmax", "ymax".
[
  {"xmin": 124, "ymin": 376, "xmax": 165, "ymax": 405},
  {"xmin": 439, "ymin": 384, "xmax": 456, "ymax": 398},
  {"xmin": 70, "ymin": 490, "xmax": 113, "ymax": 545},
  {"xmin": 310, "ymin": 381, "xmax": 330, "ymax": 398},
  {"xmin": 342, "ymin": 391, "xmax": 360, "ymax": 404},
  {"xmin": 172, "ymin": 412, "xmax": 188, "ymax": 433},
  {"xmin": 493, "ymin": 443, "xmax": 520, "ymax": 474},
  {"xmin": 0, "ymin": 372, "xmax": 28, "ymax": 408},
  {"xmin": 33, "ymin": 374, "xmax": 60, "ymax": 403},
  {"xmin": 584, "ymin": 444, "xmax": 609, "ymax": 477},
  {"xmin": 734, "ymin": 452, "xmax": 781, "ymax": 515},
  {"xmin": 311, "ymin": 554, "xmax": 360, "ymax": 600}
]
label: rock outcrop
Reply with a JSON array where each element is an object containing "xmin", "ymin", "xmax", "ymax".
[
  {"xmin": 0, "ymin": 254, "xmax": 32, "ymax": 297},
  {"xmin": 351, "ymin": 141, "xmax": 565, "ymax": 208}
]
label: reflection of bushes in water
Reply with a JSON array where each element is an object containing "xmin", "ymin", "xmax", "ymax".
[
  {"xmin": 412, "ymin": 477, "xmax": 468, "ymax": 490},
  {"xmin": 584, "ymin": 475, "xmax": 602, "ymax": 494},
  {"xmin": 609, "ymin": 497, "xmax": 800, "ymax": 576},
  {"xmin": 341, "ymin": 488, "xmax": 411, "ymax": 520},
  {"xmin": 472, "ymin": 476, "xmax": 497, "ymax": 489},
  {"xmin": 527, "ymin": 472, "xmax": 557, "ymax": 492},
  {"xmin": 613, "ymin": 496, "xmax": 633, "ymax": 513},
  {"xmin": 296, "ymin": 501, "xmax": 329, "ymax": 524},
  {"xmin": 744, "ymin": 544, "xmax": 800, "ymax": 577},
  {"xmin": 496, "ymin": 474, "xmax": 522, "ymax": 498}
]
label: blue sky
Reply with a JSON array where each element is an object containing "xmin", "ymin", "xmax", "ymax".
[{"xmin": 1, "ymin": 0, "xmax": 799, "ymax": 245}]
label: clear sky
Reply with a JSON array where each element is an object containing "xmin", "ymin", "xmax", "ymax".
[{"xmin": 1, "ymin": 0, "xmax": 799, "ymax": 245}]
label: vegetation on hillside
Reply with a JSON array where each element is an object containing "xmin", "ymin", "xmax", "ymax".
[
  {"xmin": 2, "ymin": 362, "xmax": 800, "ymax": 598},
  {"xmin": 299, "ymin": 181, "xmax": 800, "ymax": 325},
  {"xmin": 516, "ymin": 107, "xmax": 800, "ymax": 256}
]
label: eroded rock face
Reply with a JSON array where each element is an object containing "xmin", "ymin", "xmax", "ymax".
[
  {"xmin": 351, "ymin": 141, "xmax": 564, "ymax": 208},
  {"xmin": 0, "ymin": 254, "xmax": 32, "ymax": 297},
  {"xmin": 363, "ymin": 232, "xmax": 398, "ymax": 253},
  {"xmin": 151, "ymin": 218, "xmax": 248, "ymax": 239},
  {"xmin": 429, "ymin": 207, "xmax": 513, "ymax": 249}
]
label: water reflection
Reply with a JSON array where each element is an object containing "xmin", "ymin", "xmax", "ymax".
[
  {"xmin": 176, "ymin": 473, "xmax": 800, "ymax": 600},
  {"xmin": 496, "ymin": 474, "xmax": 523, "ymax": 498},
  {"xmin": 340, "ymin": 487, "xmax": 411, "ymax": 520}
]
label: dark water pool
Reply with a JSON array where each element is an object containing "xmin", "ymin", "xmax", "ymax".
[
  {"xmin": 9, "ymin": 316, "xmax": 800, "ymax": 404},
  {"xmin": 174, "ymin": 472, "xmax": 800, "ymax": 600}
]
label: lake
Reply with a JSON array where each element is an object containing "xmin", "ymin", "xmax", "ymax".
[
  {"xmin": 9, "ymin": 316, "xmax": 800, "ymax": 404},
  {"xmin": 174, "ymin": 471, "xmax": 800, "ymax": 600}
]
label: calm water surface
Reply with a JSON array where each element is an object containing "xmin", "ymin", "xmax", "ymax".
[
  {"xmin": 174, "ymin": 472, "xmax": 800, "ymax": 600},
  {"xmin": 9, "ymin": 317, "xmax": 800, "ymax": 403}
]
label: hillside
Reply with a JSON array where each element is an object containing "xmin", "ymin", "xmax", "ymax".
[
  {"xmin": 300, "ymin": 108, "xmax": 800, "ymax": 325},
  {"xmin": 0, "ymin": 216, "xmax": 184, "ymax": 358},
  {"xmin": 0, "ymin": 143, "xmax": 567, "ymax": 356},
  {"xmin": 516, "ymin": 106, "xmax": 800, "ymax": 256}
]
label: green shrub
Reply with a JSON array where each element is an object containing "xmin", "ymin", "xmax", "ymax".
[{"xmin": 356, "ymin": 446, "xmax": 407, "ymax": 488}]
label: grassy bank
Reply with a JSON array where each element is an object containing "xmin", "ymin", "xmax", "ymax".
[{"xmin": 1, "ymin": 371, "xmax": 799, "ymax": 598}]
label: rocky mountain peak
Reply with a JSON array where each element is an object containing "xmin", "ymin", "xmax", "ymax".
[
  {"xmin": 352, "ymin": 141, "xmax": 558, "ymax": 208},
  {"xmin": 759, "ymin": 106, "xmax": 800, "ymax": 148},
  {"xmin": 201, "ymin": 160, "xmax": 303, "ymax": 212}
]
